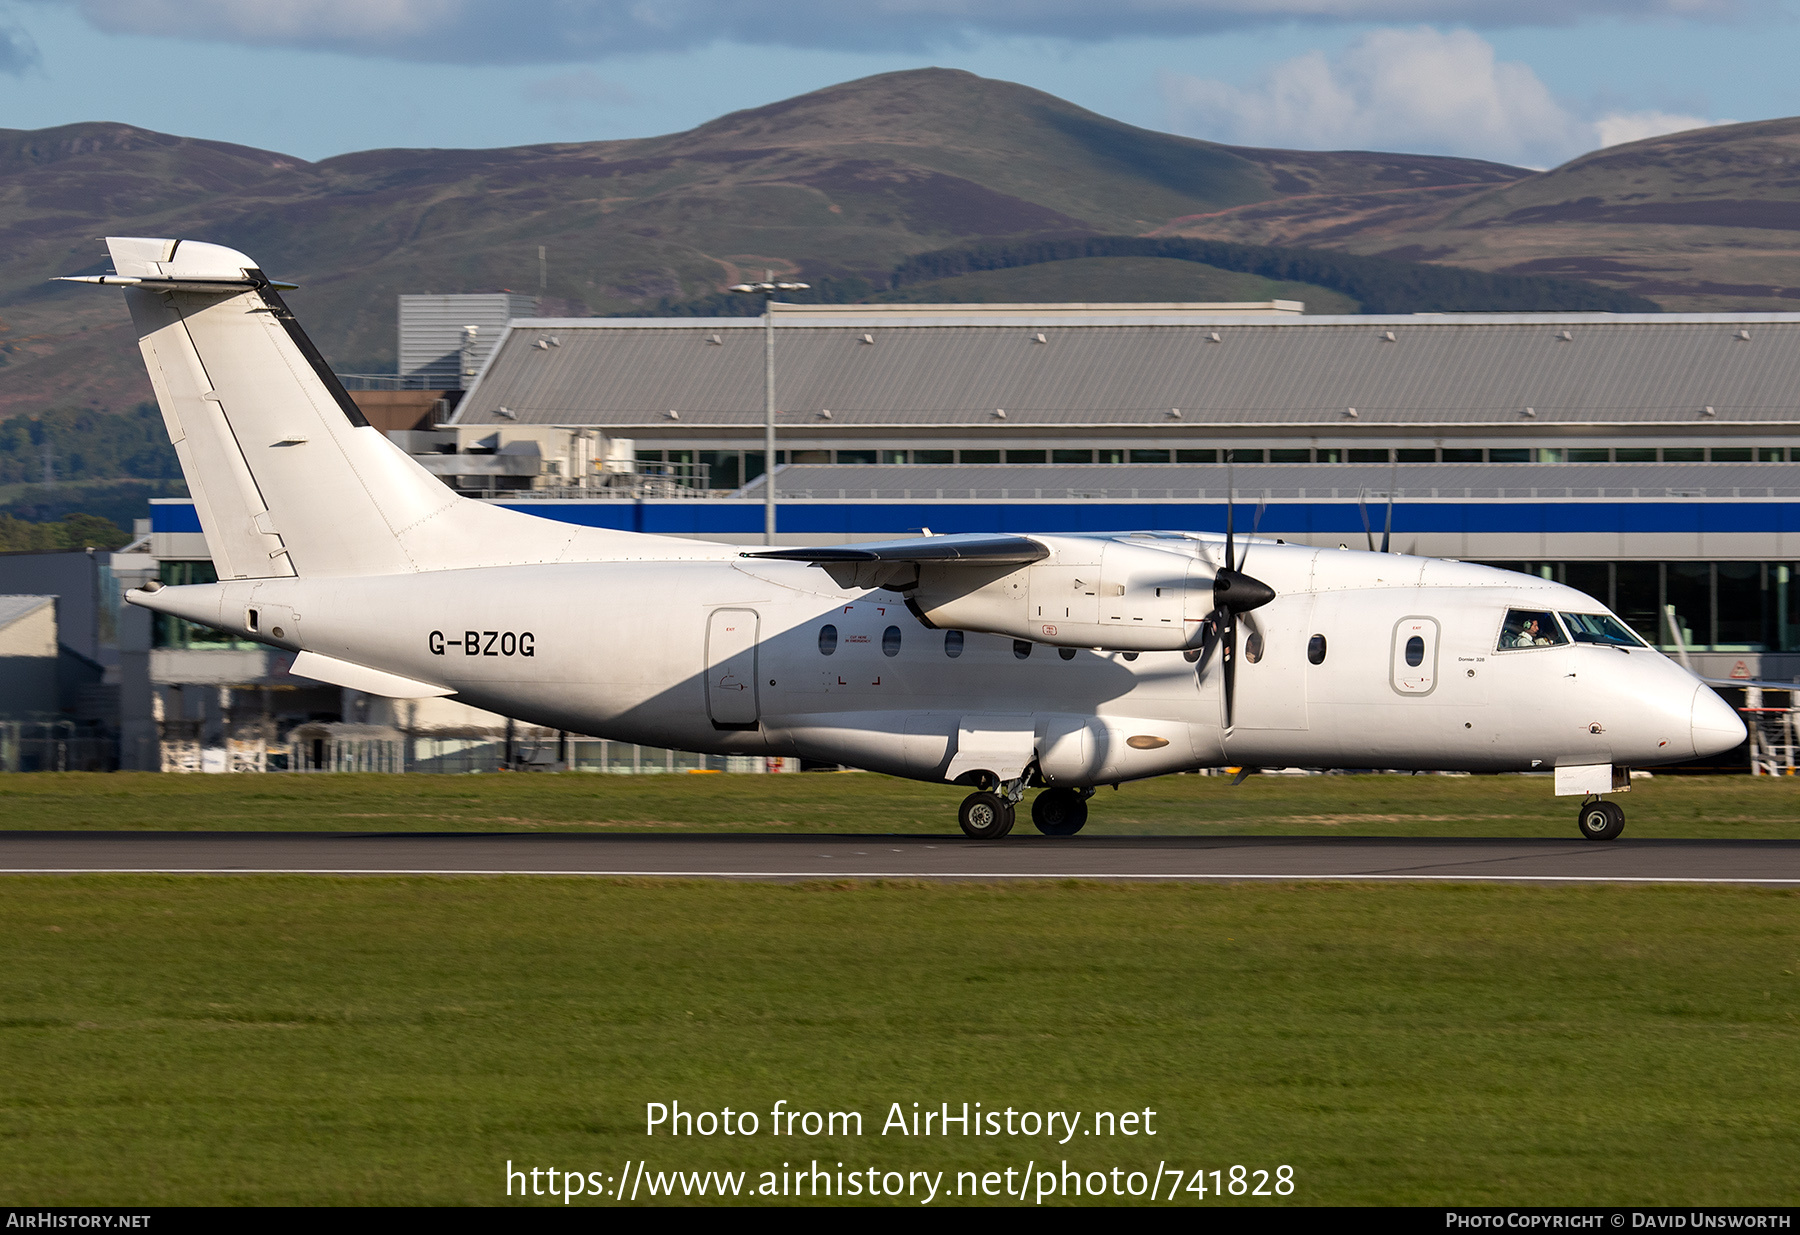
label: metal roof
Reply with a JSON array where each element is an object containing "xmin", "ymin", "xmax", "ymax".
[
  {"xmin": 0, "ymin": 595, "xmax": 54, "ymax": 628},
  {"xmin": 737, "ymin": 461, "xmax": 1800, "ymax": 502},
  {"xmin": 457, "ymin": 313, "xmax": 1800, "ymax": 431}
]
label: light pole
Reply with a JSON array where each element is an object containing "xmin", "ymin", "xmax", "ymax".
[{"xmin": 730, "ymin": 273, "xmax": 808, "ymax": 545}]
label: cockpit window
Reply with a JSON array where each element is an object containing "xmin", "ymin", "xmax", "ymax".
[
  {"xmin": 1498, "ymin": 609, "xmax": 1568, "ymax": 650},
  {"xmin": 1560, "ymin": 612, "xmax": 1645, "ymax": 647}
]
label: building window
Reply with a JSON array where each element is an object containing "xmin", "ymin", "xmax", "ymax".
[
  {"xmin": 1759, "ymin": 447, "xmax": 1787, "ymax": 462},
  {"xmin": 1130, "ymin": 449, "xmax": 1171, "ymax": 463},
  {"xmin": 1269, "ymin": 448, "xmax": 1310, "ymax": 463},
  {"xmin": 818, "ymin": 624, "xmax": 838, "ymax": 655},
  {"xmin": 1097, "ymin": 449, "xmax": 1125, "ymax": 464},
  {"xmin": 1711, "ymin": 447, "xmax": 1753, "ymax": 462},
  {"xmin": 1396, "ymin": 449, "xmax": 1435, "ymax": 463},
  {"xmin": 1615, "ymin": 448, "xmax": 1657, "ymax": 462},
  {"xmin": 1005, "ymin": 450, "xmax": 1047, "ymax": 464},
  {"xmin": 744, "ymin": 451, "xmax": 767, "ymax": 482},
  {"xmin": 1568, "ymin": 448, "xmax": 1610, "ymax": 463},
  {"xmin": 1664, "ymin": 447, "xmax": 1705, "ymax": 462},
  {"xmin": 792, "ymin": 450, "xmax": 830, "ymax": 464},
  {"xmin": 882, "ymin": 450, "xmax": 909, "ymax": 464},
  {"xmin": 914, "ymin": 449, "xmax": 954, "ymax": 465},
  {"xmin": 1316, "ymin": 448, "xmax": 1344, "ymax": 463},
  {"xmin": 960, "ymin": 450, "xmax": 1000, "ymax": 464},
  {"xmin": 1175, "ymin": 449, "xmax": 1217, "ymax": 463},
  {"xmin": 1536, "ymin": 448, "xmax": 1565, "ymax": 464},
  {"xmin": 944, "ymin": 630, "xmax": 964, "ymax": 658},
  {"xmin": 152, "ymin": 561, "xmax": 261, "ymax": 650},
  {"xmin": 1227, "ymin": 448, "xmax": 1263, "ymax": 463},
  {"xmin": 836, "ymin": 450, "xmax": 876, "ymax": 465},
  {"xmin": 1441, "ymin": 448, "xmax": 1482, "ymax": 463},
  {"xmin": 698, "ymin": 450, "xmax": 739, "ymax": 489},
  {"xmin": 1489, "ymin": 448, "xmax": 1530, "ymax": 463},
  {"xmin": 1053, "ymin": 449, "xmax": 1093, "ymax": 464},
  {"xmin": 1348, "ymin": 448, "xmax": 1389, "ymax": 463}
]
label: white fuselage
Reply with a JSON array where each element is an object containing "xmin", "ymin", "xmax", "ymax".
[{"xmin": 147, "ymin": 538, "xmax": 1740, "ymax": 787}]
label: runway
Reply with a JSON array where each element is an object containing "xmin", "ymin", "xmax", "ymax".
[{"xmin": 2, "ymin": 832, "xmax": 1798, "ymax": 884}]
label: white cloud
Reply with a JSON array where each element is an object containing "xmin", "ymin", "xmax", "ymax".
[
  {"xmin": 1163, "ymin": 27, "xmax": 1729, "ymax": 168},
  {"xmin": 31, "ymin": 0, "xmax": 1754, "ymax": 64},
  {"xmin": 1592, "ymin": 109, "xmax": 1726, "ymax": 148}
]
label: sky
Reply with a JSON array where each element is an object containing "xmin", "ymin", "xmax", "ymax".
[{"xmin": 0, "ymin": 1, "xmax": 1792, "ymax": 170}]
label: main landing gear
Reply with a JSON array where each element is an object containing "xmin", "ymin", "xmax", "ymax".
[
  {"xmin": 957, "ymin": 791, "xmax": 1014, "ymax": 839},
  {"xmin": 957, "ymin": 783, "xmax": 1096, "ymax": 839},
  {"xmin": 1030, "ymin": 787, "xmax": 1092, "ymax": 836},
  {"xmin": 1577, "ymin": 797, "xmax": 1626, "ymax": 842}
]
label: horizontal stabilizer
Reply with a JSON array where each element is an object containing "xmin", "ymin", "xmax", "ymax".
[
  {"xmin": 289, "ymin": 650, "xmax": 455, "ymax": 699},
  {"xmin": 744, "ymin": 534, "xmax": 1048, "ymax": 566}
]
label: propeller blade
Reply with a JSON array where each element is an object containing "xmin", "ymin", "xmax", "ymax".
[
  {"xmin": 1221, "ymin": 612, "xmax": 1237, "ymax": 730},
  {"xmin": 1381, "ymin": 463, "xmax": 1397, "ymax": 553},
  {"xmin": 1236, "ymin": 497, "xmax": 1269, "ymax": 574},
  {"xmin": 1223, "ymin": 469, "xmax": 1236, "ymax": 572},
  {"xmin": 1357, "ymin": 488, "xmax": 1375, "ymax": 552},
  {"xmin": 1194, "ymin": 604, "xmax": 1228, "ymax": 679}
]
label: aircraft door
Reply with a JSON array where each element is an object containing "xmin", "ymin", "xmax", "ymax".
[
  {"xmin": 706, "ymin": 608, "xmax": 760, "ymax": 729},
  {"xmin": 1391, "ymin": 616, "xmax": 1440, "ymax": 695}
]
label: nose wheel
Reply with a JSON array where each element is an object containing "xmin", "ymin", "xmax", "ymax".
[
  {"xmin": 958, "ymin": 791, "xmax": 1015, "ymax": 839},
  {"xmin": 1577, "ymin": 798, "xmax": 1625, "ymax": 842}
]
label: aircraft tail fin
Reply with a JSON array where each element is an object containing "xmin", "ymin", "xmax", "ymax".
[{"xmin": 73, "ymin": 237, "xmax": 686, "ymax": 579}]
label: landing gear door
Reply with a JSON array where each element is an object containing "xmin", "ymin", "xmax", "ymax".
[
  {"xmin": 706, "ymin": 608, "xmax": 759, "ymax": 729},
  {"xmin": 1391, "ymin": 616, "xmax": 1440, "ymax": 696}
]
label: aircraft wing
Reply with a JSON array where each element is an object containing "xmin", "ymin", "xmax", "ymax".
[
  {"xmin": 743, "ymin": 534, "xmax": 1047, "ymax": 589},
  {"xmin": 743, "ymin": 533, "xmax": 1048, "ymax": 565}
]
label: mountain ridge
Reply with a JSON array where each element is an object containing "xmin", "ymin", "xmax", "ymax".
[{"xmin": 0, "ymin": 67, "xmax": 1781, "ymax": 422}]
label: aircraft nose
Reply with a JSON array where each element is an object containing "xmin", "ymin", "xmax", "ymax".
[{"xmin": 1691, "ymin": 684, "xmax": 1747, "ymax": 758}]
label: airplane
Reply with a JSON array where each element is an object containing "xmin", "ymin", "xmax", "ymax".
[{"xmin": 65, "ymin": 237, "xmax": 1749, "ymax": 842}]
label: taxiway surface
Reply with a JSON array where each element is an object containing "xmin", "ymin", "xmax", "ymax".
[{"xmin": 1, "ymin": 832, "xmax": 1797, "ymax": 883}]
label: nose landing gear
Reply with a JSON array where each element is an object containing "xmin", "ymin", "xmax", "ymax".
[{"xmin": 1577, "ymin": 797, "xmax": 1625, "ymax": 842}]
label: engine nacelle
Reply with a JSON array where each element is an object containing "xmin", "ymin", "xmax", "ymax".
[{"xmin": 908, "ymin": 535, "xmax": 1212, "ymax": 651}]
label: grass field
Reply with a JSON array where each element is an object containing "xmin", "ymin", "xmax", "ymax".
[
  {"xmin": 1, "ymin": 876, "xmax": 1796, "ymax": 1206},
  {"xmin": 3, "ymin": 769, "xmax": 1799, "ymax": 839}
]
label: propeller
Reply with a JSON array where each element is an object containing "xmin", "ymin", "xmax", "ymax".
[{"xmin": 1196, "ymin": 487, "xmax": 1277, "ymax": 730}]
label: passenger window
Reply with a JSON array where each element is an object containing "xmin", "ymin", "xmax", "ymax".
[
  {"xmin": 1245, "ymin": 632, "xmax": 1264, "ymax": 664},
  {"xmin": 1058, "ymin": 646, "xmax": 1076, "ymax": 660},
  {"xmin": 818, "ymin": 624, "xmax": 838, "ymax": 655},
  {"xmin": 882, "ymin": 625, "xmax": 901, "ymax": 657},
  {"xmin": 1498, "ymin": 609, "xmax": 1568, "ymax": 650},
  {"xmin": 1308, "ymin": 634, "xmax": 1327, "ymax": 664},
  {"xmin": 1561, "ymin": 612, "xmax": 1645, "ymax": 647},
  {"xmin": 1405, "ymin": 635, "xmax": 1424, "ymax": 666},
  {"xmin": 944, "ymin": 630, "xmax": 964, "ymax": 658},
  {"xmin": 1013, "ymin": 639, "xmax": 1033, "ymax": 659}
]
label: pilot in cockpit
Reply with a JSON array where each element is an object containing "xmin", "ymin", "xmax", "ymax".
[{"xmin": 1500, "ymin": 610, "xmax": 1562, "ymax": 648}]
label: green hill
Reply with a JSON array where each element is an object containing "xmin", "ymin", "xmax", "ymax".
[{"xmin": 0, "ymin": 68, "xmax": 1527, "ymax": 419}]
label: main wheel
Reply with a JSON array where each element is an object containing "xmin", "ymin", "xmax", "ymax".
[
  {"xmin": 1031, "ymin": 788, "xmax": 1089, "ymax": 836},
  {"xmin": 958, "ymin": 791, "xmax": 1015, "ymax": 839},
  {"xmin": 1577, "ymin": 799, "xmax": 1625, "ymax": 842}
]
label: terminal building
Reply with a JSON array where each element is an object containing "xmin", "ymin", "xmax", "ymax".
[{"xmin": 24, "ymin": 298, "xmax": 1800, "ymax": 773}]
